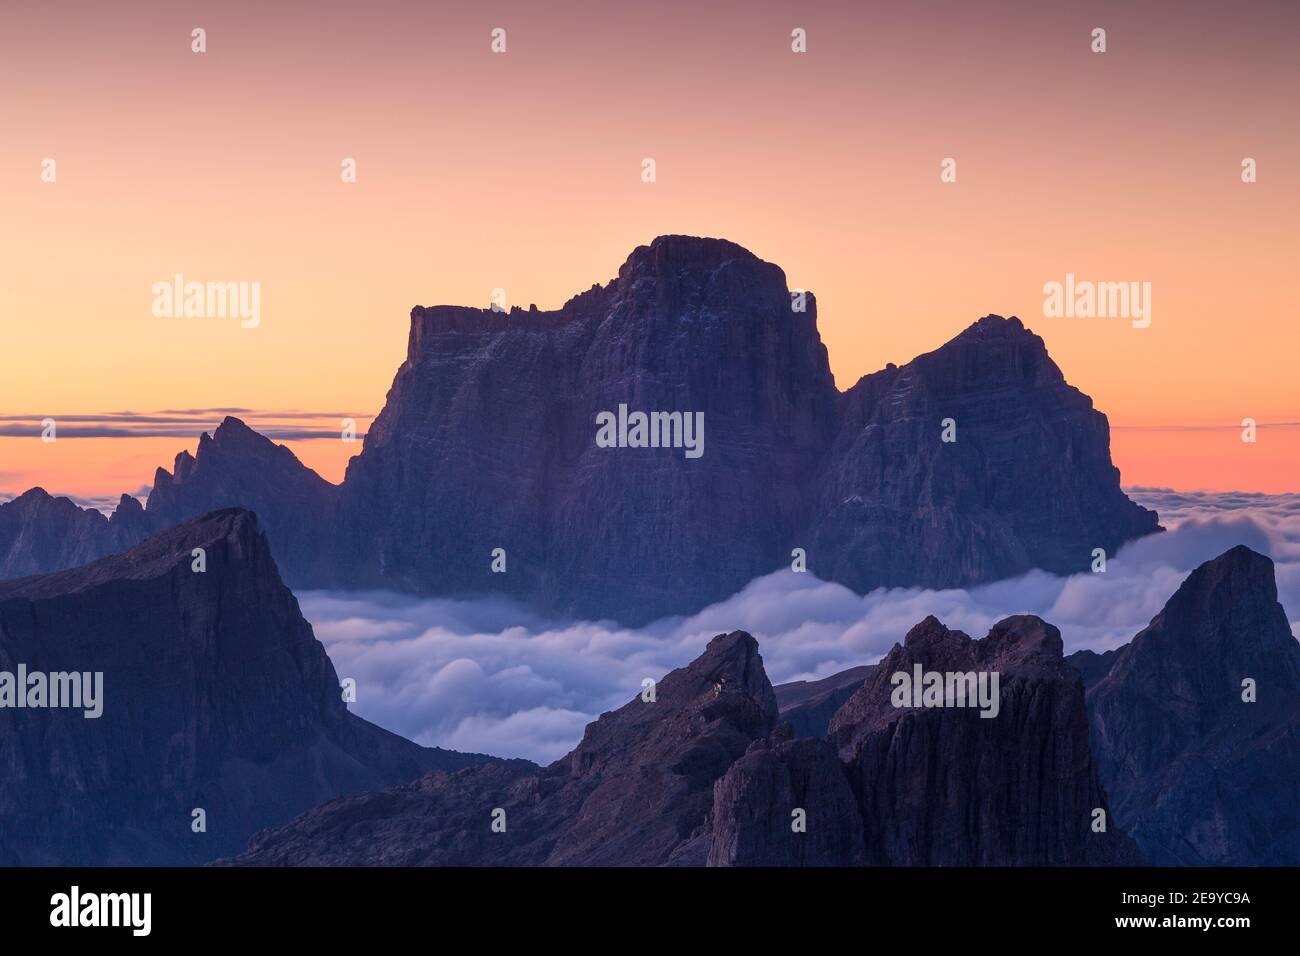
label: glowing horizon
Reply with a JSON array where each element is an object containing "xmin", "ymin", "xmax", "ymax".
[{"xmin": 3, "ymin": 0, "xmax": 1297, "ymax": 494}]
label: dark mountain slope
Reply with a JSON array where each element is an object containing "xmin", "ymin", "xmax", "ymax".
[
  {"xmin": 1074, "ymin": 545, "xmax": 1300, "ymax": 865},
  {"xmin": 0, "ymin": 509, "xmax": 489, "ymax": 865},
  {"xmin": 222, "ymin": 630, "xmax": 778, "ymax": 866}
]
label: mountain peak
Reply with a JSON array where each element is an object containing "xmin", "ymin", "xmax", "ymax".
[
  {"xmin": 1083, "ymin": 544, "xmax": 1300, "ymax": 865},
  {"xmin": 824, "ymin": 613, "xmax": 1141, "ymax": 865},
  {"xmin": 214, "ymin": 415, "xmax": 257, "ymax": 438},
  {"xmin": 941, "ymin": 312, "xmax": 1049, "ymax": 356},
  {"xmin": 11, "ymin": 486, "xmax": 53, "ymax": 504},
  {"xmin": 619, "ymin": 234, "xmax": 764, "ymax": 274},
  {"xmin": 614, "ymin": 234, "xmax": 788, "ymax": 302},
  {"xmin": 968, "ymin": 312, "xmax": 1027, "ymax": 334},
  {"xmin": 1175, "ymin": 542, "xmax": 1276, "ymax": 595},
  {"xmin": 1132, "ymin": 544, "xmax": 1292, "ymax": 666}
]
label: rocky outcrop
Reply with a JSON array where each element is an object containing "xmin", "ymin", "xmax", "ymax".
[
  {"xmin": 0, "ymin": 488, "xmax": 149, "ymax": 580},
  {"xmin": 1074, "ymin": 545, "xmax": 1300, "ymax": 865},
  {"xmin": 707, "ymin": 732, "xmax": 865, "ymax": 866},
  {"xmin": 222, "ymin": 630, "xmax": 778, "ymax": 866},
  {"xmin": 809, "ymin": 315, "xmax": 1159, "ymax": 591},
  {"xmin": 774, "ymin": 665, "xmax": 873, "ymax": 738},
  {"xmin": 826, "ymin": 615, "xmax": 1143, "ymax": 866},
  {"xmin": 328, "ymin": 236, "xmax": 1157, "ymax": 622},
  {"xmin": 0, "ymin": 509, "xmax": 489, "ymax": 866},
  {"xmin": 0, "ymin": 418, "xmax": 336, "ymax": 587},
  {"xmin": 147, "ymin": 417, "xmax": 339, "ymax": 582}
]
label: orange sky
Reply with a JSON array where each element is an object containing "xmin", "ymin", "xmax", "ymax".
[{"xmin": 2, "ymin": 0, "xmax": 1297, "ymax": 496}]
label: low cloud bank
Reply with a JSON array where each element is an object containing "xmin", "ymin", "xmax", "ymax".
[{"xmin": 303, "ymin": 489, "xmax": 1299, "ymax": 763}]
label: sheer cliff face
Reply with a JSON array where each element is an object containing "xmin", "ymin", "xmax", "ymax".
[
  {"xmin": 707, "ymin": 734, "xmax": 866, "ymax": 867},
  {"xmin": 0, "ymin": 510, "xmax": 484, "ymax": 866},
  {"xmin": 1076, "ymin": 545, "xmax": 1300, "ymax": 866},
  {"xmin": 224, "ymin": 631, "xmax": 779, "ymax": 867},
  {"xmin": 333, "ymin": 236, "xmax": 841, "ymax": 621},
  {"xmin": 329, "ymin": 236, "xmax": 1157, "ymax": 623},
  {"xmin": 811, "ymin": 315, "xmax": 1159, "ymax": 591},
  {"xmin": 825, "ymin": 615, "xmax": 1143, "ymax": 866}
]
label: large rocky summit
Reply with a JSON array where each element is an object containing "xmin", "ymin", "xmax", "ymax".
[
  {"xmin": 331, "ymin": 236, "xmax": 842, "ymax": 621},
  {"xmin": 0, "ymin": 509, "xmax": 492, "ymax": 865},
  {"xmin": 0, "ymin": 236, "xmax": 1159, "ymax": 623},
  {"xmin": 330, "ymin": 235, "xmax": 1157, "ymax": 621}
]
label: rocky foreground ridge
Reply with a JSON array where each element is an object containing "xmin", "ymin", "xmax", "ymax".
[
  {"xmin": 225, "ymin": 546, "xmax": 1296, "ymax": 867},
  {"xmin": 223, "ymin": 611, "xmax": 1144, "ymax": 866},
  {"xmin": 1, "ymin": 510, "xmax": 1288, "ymax": 866}
]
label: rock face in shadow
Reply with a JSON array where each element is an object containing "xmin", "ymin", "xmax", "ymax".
[
  {"xmin": 1073, "ymin": 545, "xmax": 1300, "ymax": 865},
  {"xmin": 332, "ymin": 236, "xmax": 841, "ymax": 622},
  {"xmin": 809, "ymin": 315, "xmax": 1159, "ymax": 592},
  {"xmin": 225, "ymin": 621, "xmax": 1141, "ymax": 867},
  {"xmin": 826, "ymin": 615, "xmax": 1143, "ymax": 866},
  {"xmin": 0, "ymin": 509, "xmax": 488, "ymax": 866},
  {"xmin": 0, "ymin": 238, "xmax": 1158, "ymax": 625},
  {"xmin": 221, "ymin": 631, "xmax": 778, "ymax": 866},
  {"xmin": 707, "ymin": 732, "xmax": 865, "ymax": 866}
]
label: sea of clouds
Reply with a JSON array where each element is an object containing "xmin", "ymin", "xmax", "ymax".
[{"xmin": 303, "ymin": 489, "xmax": 1300, "ymax": 764}]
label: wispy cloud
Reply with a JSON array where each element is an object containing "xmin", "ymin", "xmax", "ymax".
[
  {"xmin": 0, "ymin": 410, "xmax": 368, "ymax": 440},
  {"xmin": 304, "ymin": 490, "xmax": 1300, "ymax": 763}
]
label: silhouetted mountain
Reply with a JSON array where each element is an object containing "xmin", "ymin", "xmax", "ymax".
[
  {"xmin": 0, "ymin": 418, "xmax": 336, "ymax": 586},
  {"xmin": 331, "ymin": 237, "xmax": 841, "ymax": 621},
  {"xmin": 329, "ymin": 236, "xmax": 1157, "ymax": 621},
  {"xmin": 225, "ymin": 620, "xmax": 1141, "ymax": 866},
  {"xmin": 810, "ymin": 315, "xmax": 1160, "ymax": 592},
  {"xmin": 0, "ymin": 488, "xmax": 147, "ymax": 579},
  {"xmin": 825, "ymin": 615, "xmax": 1143, "ymax": 865},
  {"xmin": 0, "ymin": 509, "xmax": 492, "ymax": 866},
  {"xmin": 1071, "ymin": 545, "xmax": 1300, "ymax": 865},
  {"xmin": 0, "ymin": 238, "xmax": 1158, "ymax": 624},
  {"xmin": 148, "ymin": 416, "xmax": 339, "ymax": 581}
]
